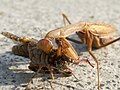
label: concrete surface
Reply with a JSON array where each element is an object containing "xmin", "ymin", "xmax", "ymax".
[{"xmin": 0, "ymin": 0, "xmax": 120, "ymax": 90}]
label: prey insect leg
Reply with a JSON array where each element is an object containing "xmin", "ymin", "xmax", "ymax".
[
  {"xmin": 48, "ymin": 66, "xmax": 55, "ymax": 80},
  {"xmin": 25, "ymin": 67, "xmax": 42, "ymax": 90},
  {"xmin": 48, "ymin": 66, "xmax": 55, "ymax": 90}
]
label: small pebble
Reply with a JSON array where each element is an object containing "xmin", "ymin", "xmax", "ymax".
[
  {"xmin": 77, "ymin": 83, "xmax": 84, "ymax": 88},
  {"xmin": 5, "ymin": 82, "xmax": 8, "ymax": 85},
  {"xmin": 118, "ymin": 88, "xmax": 120, "ymax": 90},
  {"xmin": 111, "ymin": 63, "xmax": 114, "ymax": 65},
  {"xmin": 106, "ymin": 81, "xmax": 110, "ymax": 84},
  {"xmin": 118, "ymin": 65, "xmax": 120, "ymax": 68},
  {"xmin": 115, "ymin": 75, "xmax": 119, "ymax": 78},
  {"xmin": 106, "ymin": 87, "xmax": 110, "ymax": 89},
  {"xmin": 21, "ymin": 84, "xmax": 27, "ymax": 87},
  {"xmin": 89, "ymin": 16, "xmax": 94, "ymax": 19},
  {"xmin": 87, "ymin": 82, "xmax": 91, "ymax": 85},
  {"xmin": 113, "ymin": 84, "xmax": 116, "ymax": 87},
  {"xmin": 100, "ymin": 84, "xmax": 104, "ymax": 87},
  {"xmin": 112, "ymin": 80, "xmax": 115, "ymax": 83},
  {"xmin": 11, "ymin": 80, "xmax": 16, "ymax": 83}
]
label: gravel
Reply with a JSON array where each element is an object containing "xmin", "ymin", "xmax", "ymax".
[{"xmin": 0, "ymin": 0, "xmax": 120, "ymax": 90}]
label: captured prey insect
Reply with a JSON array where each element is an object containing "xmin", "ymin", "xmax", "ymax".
[
  {"xmin": 45, "ymin": 13, "xmax": 120, "ymax": 90},
  {"xmin": 1, "ymin": 31, "xmax": 92, "ymax": 89},
  {"xmin": 1, "ymin": 32, "xmax": 73, "ymax": 89}
]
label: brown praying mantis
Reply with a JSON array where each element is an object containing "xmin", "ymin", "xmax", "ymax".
[{"xmin": 45, "ymin": 13, "xmax": 120, "ymax": 90}]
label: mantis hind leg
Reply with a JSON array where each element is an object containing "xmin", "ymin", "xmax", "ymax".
[
  {"xmin": 86, "ymin": 30, "xmax": 100, "ymax": 90},
  {"xmin": 12, "ymin": 44, "xmax": 29, "ymax": 57},
  {"xmin": 97, "ymin": 37, "xmax": 120, "ymax": 49}
]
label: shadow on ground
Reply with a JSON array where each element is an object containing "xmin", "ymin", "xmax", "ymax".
[{"xmin": 0, "ymin": 52, "xmax": 81, "ymax": 90}]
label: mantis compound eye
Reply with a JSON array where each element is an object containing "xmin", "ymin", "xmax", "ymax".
[{"xmin": 37, "ymin": 38, "xmax": 53, "ymax": 53}]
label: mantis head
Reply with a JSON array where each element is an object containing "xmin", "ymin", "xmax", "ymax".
[{"xmin": 37, "ymin": 38, "xmax": 53, "ymax": 54}]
